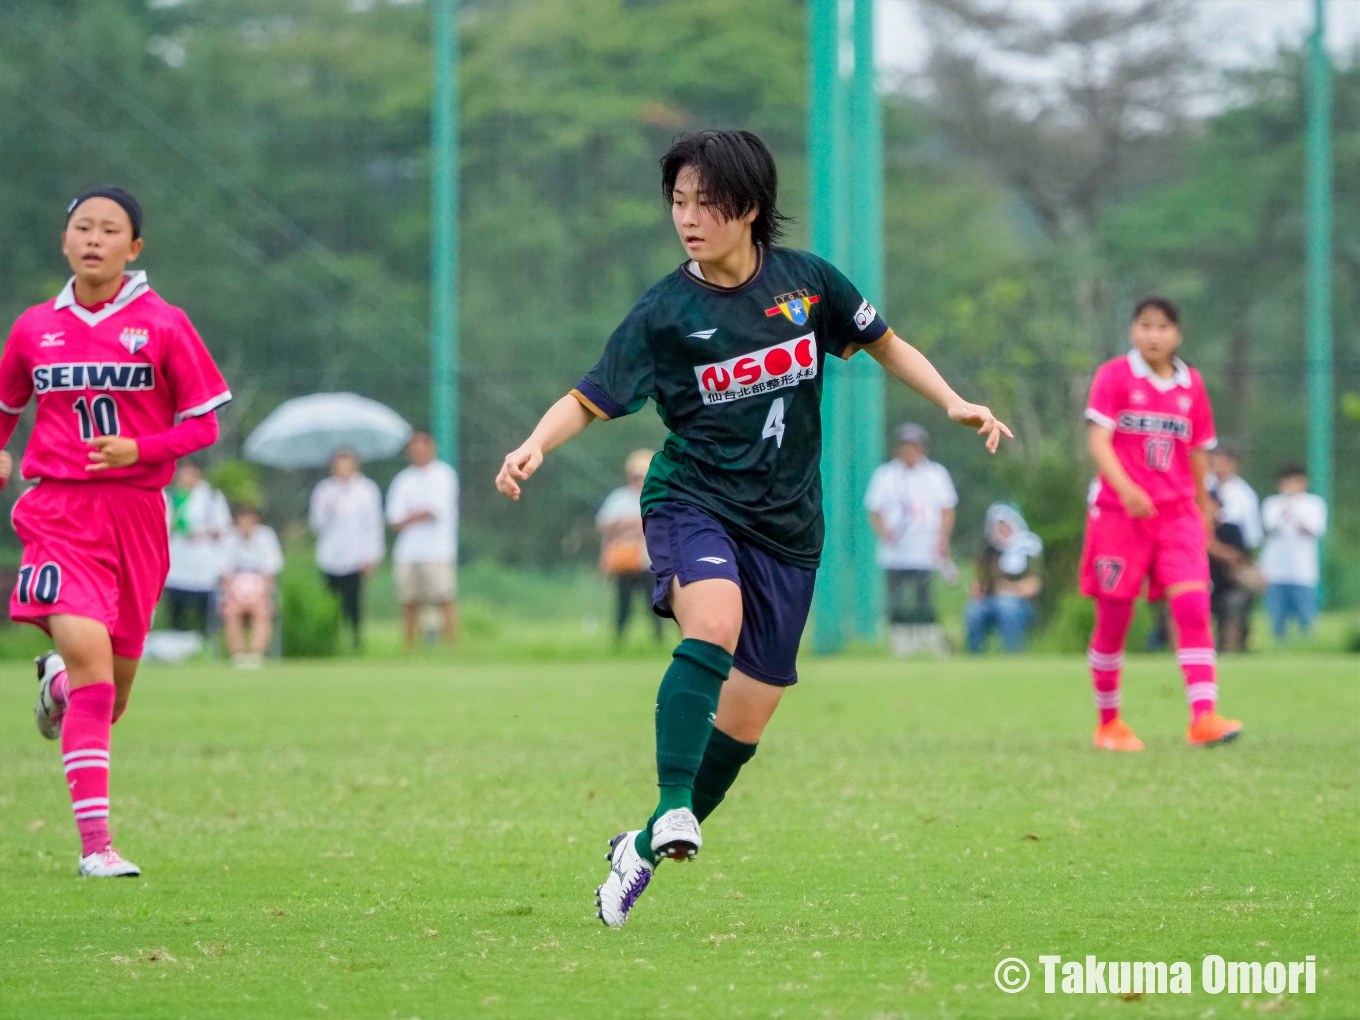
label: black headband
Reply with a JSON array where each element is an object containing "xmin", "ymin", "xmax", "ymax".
[{"xmin": 67, "ymin": 187, "xmax": 143, "ymax": 240}]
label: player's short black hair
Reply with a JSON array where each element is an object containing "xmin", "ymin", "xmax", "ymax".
[
  {"xmin": 660, "ymin": 130, "xmax": 789, "ymax": 247},
  {"xmin": 1132, "ymin": 296, "xmax": 1180, "ymax": 325},
  {"xmin": 1277, "ymin": 463, "xmax": 1307, "ymax": 481}
]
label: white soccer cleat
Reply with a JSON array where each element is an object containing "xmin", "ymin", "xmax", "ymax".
[
  {"xmin": 78, "ymin": 846, "xmax": 141, "ymax": 878},
  {"xmin": 650, "ymin": 807, "xmax": 702, "ymax": 861},
  {"xmin": 33, "ymin": 651, "xmax": 66, "ymax": 740},
  {"xmin": 595, "ymin": 831, "xmax": 653, "ymax": 928}
]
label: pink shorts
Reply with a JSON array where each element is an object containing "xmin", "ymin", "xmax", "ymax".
[
  {"xmin": 1079, "ymin": 499, "xmax": 1208, "ymax": 602},
  {"xmin": 10, "ymin": 480, "xmax": 170, "ymax": 659}
]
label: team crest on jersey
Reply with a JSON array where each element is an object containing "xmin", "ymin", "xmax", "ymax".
[
  {"xmin": 764, "ymin": 289, "xmax": 820, "ymax": 325},
  {"xmin": 694, "ymin": 333, "xmax": 817, "ymax": 405},
  {"xmin": 119, "ymin": 327, "xmax": 149, "ymax": 355}
]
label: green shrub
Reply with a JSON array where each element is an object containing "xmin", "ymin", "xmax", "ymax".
[
  {"xmin": 208, "ymin": 459, "xmax": 263, "ymax": 510},
  {"xmin": 280, "ymin": 560, "xmax": 340, "ymax": 658}
]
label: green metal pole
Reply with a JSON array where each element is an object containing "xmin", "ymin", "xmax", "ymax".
[
  {"xmin": 1306, "ymin": 0, "xmax": 1332, "ymax": 600},
  {"xmin": 431, "ymin": 0, "xmax": 459, "ymax": 470},
  {"xmin": 810, "ymin": 0, "xmax": 849, "ymax": 653},
  {"xmin": 849, "ymin": 0, "xmax": 884, "ymax": 642}
]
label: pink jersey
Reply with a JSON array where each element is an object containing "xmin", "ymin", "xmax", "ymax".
[
  {"xmin": 0, "ymin": 272, "xmax": 230, "ymax": 489},
  {"xmin": 1085, "ymin": 350, "xmax": 1216, "ymax": 510}
]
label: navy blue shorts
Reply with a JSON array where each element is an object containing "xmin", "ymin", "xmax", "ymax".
[{"xmin": 644, "ymin": 501, "xmax": 816, "ymax": 687}]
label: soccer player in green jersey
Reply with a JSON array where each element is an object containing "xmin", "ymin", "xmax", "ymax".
[{"xmin": 496, "ymin": 130, "xmax": 1011, "ymax": 927}]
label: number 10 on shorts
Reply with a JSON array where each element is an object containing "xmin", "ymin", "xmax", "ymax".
[{"xmin": 16, "ymin": 562, "xmax": 61, "ymax": 605}]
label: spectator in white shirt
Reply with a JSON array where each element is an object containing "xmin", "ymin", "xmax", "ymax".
[
  {"xmin": 164, "ymin": 462, "xmax": 231, "ymax": 635},
  {"xmin": 386, "ymin": 431, "xmax": 459, "ymax": 650},
  {"xmin": 219, "ymin": 505, "xmax": 284, "ymax": 668},
  {"xmin": 1260, "ymin": 463, "xmax": 1328, "ymax": 640},
  {"xmin": 1207, "ymin": 447, "xmax": 1263, "ymax": 549},
  {"xmin": 309, "ymin": 449, "xmax": 385, "ymax": 649},
  {"xmin": 597, "ymin": 449, "xmax": 662, "ymax": 644},
  {"xmin": 864, "ymin": 423, "xmax": 957, "ymax": 655}
]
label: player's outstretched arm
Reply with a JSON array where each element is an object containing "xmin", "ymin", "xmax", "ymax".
[
  {"xmin": 496, "ymin": 394, "xmax": 596, "ymax": 500},
  {"xmin": 864, "ymin": 333, "xmax": 1013, "ymax": 453}
]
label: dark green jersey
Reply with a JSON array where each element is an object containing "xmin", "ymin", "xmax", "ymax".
[{"xmin": 572, "ymin": 245, "xmax": 889, "ymax": 568}]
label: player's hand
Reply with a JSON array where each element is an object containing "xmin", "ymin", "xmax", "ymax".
[
  {"xmin": 1118, "ymin": 484, "xmax": 1157, "ymax": 518},
  {"xmin": 496, "ymin": 441, "xmax": 544, "ymax": 500},
  {"xmin": 86, "ymin": 435, "xmax": 139, "ymax": 471},
  {"xmin": 946, "ymin": 400, "xmax": 1013, "ymax": 454},
  {"xmin": 0, "ymin": 450, "xmax": 11, "ymax": 488}
]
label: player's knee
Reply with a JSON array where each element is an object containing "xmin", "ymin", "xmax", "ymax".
[{"xmin": 683, "ymin": 613, "xmax": 741, "ymax": 652}]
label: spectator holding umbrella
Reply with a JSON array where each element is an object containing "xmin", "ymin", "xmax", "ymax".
[
  {"xmin": 386, "ymin": 430, "xmax": 459, "ymax": 650},
  {"xmin": 309, "ymin": 449, "xmax": 384, "ymax": 650}
]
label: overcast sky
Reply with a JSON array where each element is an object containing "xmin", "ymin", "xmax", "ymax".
[{"xmin": 877, "ymin": 0, "xmax": 1360, "ymax": 81}]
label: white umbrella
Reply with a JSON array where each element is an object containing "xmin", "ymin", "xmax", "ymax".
[{"xmin": 243, "ymin": 392, "xmax": 412, "ymax": 469}]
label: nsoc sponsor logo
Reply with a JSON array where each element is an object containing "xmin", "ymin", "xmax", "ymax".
[
  {"xmin": 694, "ymin": 333, "xmax": 816, "ymax": 405},
  {"xmin": 34, "ymin": 363, "xmax": 155, "ymax": 393}
]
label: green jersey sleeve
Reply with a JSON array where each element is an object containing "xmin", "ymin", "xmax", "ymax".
[
  {"xmin": 573, "ymin": 294, "xmax": 657, "ymax": 420},
  {"xmin": 815, "ymin": 256, "xmax": 889, "ymax": 358}
]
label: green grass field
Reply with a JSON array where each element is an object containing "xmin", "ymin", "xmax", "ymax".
[{"xmin": 0, "ymin": 654, "xmax": 1356, "ymax": 1019}]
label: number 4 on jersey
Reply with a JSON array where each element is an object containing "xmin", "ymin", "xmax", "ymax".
[{"xmin": 761, "ymin": 397, "xmax": 785, "ymax": 448}]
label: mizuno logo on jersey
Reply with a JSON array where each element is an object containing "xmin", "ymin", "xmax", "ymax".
[
  {"xmin": 764, "ymin": 290, "xmax": 820, "ymax": 325},
  {"xmin": 1116, "ymin": 411, "xmax": 1189, "ymax": 440},
  {"xmin": 33, "ymin": 363, "xmax": 155, "ymax": 393},
  {"xmin": 688, "ymin": 328, "xmax": 718, "ymax": 340},
  {"xmin": 694, "ymin": 333, "xmax": 817, "ymax": 405}
]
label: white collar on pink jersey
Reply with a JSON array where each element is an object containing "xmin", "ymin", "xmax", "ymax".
[
  {"xmin": 53, "ymin": 270, "xmax": 150, "ymax": 327},
  {"xmin": 1126, "ymin": 348, "xmax": 1191, "ymax": 393}
]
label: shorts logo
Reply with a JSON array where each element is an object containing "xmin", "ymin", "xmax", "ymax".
[
  {"xmin": 1094, "ymin": 557, "xmax": 1125, "ymax": 594},
  {"xmin": 15, "ymin": 561, "xmax": 61, "ymax": 605},
  {"xmin": 765, "ymin": 290, "xmax": 820, "ymax": 325},
  {"xmin": 853, "ymin": 299, "xmax": 877, "ymax": 331},
  {"xmin": 119, "ymin": 327, "xmax": 149, "ymax": 355},
  {"xmin": 694, "ymin": 333, "xmax": 817, "ymax": 405},
  {"xmin": 697, "ymin": 556, "xmax": 728, "ymax": 565}
]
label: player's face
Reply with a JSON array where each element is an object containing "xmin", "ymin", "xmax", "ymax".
[
  {"xmin": 1130, "ymin": 307, "xmax": 1182, "ymax": 367},
  {"xmin": 1211, "ymin": 452, "xmax": 1237, "ymax": 479},
  {"xmin": 62, "ymin": 198, "xmax": 142, "ymax": 286},
  {"xmin": 670, "ymin": 167, "xmax": 757, "ymax": 264},
  {"xmin": 898, "ymin": 441, "xmax": 925, "ymax": 466}
]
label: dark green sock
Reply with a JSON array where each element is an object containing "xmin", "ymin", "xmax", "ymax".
[
  {"xmin": 691, "ymin": 727, "xmax": 758, "ymax": 822},
  {"xmin": 633, "ymin": 638, "xmax": 732, "ymax": 862}
]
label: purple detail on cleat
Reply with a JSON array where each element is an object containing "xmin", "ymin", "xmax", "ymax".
[{"xmin": 619, "ymin": 867, "xmax": 652, "ymax": 914}]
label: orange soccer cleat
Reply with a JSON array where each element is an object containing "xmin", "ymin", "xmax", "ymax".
[
  {"xmin": 1187, "ymin": 712, "xmax": 1243, "ymax": 747},
  {"xmin": 1093, "ymin": 718, "xmax": 1144, "ymax": 751}
]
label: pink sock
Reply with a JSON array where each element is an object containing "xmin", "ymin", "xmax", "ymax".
[
  {"xmin": 1089, "ymin": 599, "xmax": 1134, "ymax": 725},
  {"xmin": 52, "ymin": 670, "xmax": 70, "ymax": 708},
  {"xmin": 1170, "ymin": 590, "xmax": 1217, "ymax": 721},
  {"xmin": 61, "ymin": 683, "xmax": 116, "ymax": 857}
]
